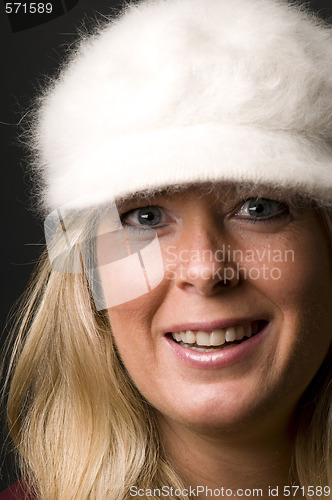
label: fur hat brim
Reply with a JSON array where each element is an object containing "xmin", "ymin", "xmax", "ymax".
[{"xmin": 43, "ymin": 123, "xmax": 332, "ymax": 210}]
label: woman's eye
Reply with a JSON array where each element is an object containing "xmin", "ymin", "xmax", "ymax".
[
  {"xmin": 122, "ymin": 206, "xmax": 165, "ymax": 228},
  {"xmin": 235, "ymin": 198, "xmax": 289, "ymax": 221}
]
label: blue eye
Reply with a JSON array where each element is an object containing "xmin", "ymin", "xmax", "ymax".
[
  {"xmin": 236, "ymin": 198, "xmax": 289, "ymax": 221},
  {"xmin": 122, "ymin": 206, "xmax": 163, "ymax": 229}
]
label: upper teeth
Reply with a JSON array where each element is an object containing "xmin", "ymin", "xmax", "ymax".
[{"xmin": 171, "ymin": 324, "xmax": 253, "ymax": 347}]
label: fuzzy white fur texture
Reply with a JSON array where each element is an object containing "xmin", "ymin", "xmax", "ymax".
[{"xmin": 33, "ymin": 0, "xmax": 332, "ymax": 211}]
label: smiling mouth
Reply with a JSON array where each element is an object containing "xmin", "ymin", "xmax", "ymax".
[{"xmin": 167, "ymin": 320, "xmax": 268, "ymax": 352}]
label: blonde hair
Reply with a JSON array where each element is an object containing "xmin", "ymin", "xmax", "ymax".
[
  {"xmin": 293, "ymin": 209, "xmax": 332, "ymax": 493},
  {"xmin": 2, "ymin": 208, "xmax": 332, "ymax": 500},
  {"xmin": 2, "ymin": 216, "xmax": 187, "ymax": 499}
]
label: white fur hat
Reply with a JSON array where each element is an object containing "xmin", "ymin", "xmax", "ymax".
[{"xmin": 33, "ymin": 0, "xmax": 332, "ymax": 212}]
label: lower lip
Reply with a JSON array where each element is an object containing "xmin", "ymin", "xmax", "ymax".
[{"xmin": 163, "ymin": 324, "xmax": 269, "ymax": 369}]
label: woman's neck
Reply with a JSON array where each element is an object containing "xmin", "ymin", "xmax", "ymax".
[{"xmin": 157, "ymin": 414, "xmax": 297, "ymax": 499}]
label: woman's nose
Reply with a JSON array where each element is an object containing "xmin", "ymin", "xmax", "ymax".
[{"xmin": 168, "ymin": 226, "xmax": 240, "ymax": 296}]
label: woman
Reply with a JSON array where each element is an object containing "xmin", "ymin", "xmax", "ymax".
[{"xmin": 1, "ymin": 0, "xmax": 332, "ymax": 498}]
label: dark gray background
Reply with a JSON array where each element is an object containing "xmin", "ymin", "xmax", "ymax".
[{"xmin": 1, "ymin": 0, "xmax": 331, "ymax": 492}]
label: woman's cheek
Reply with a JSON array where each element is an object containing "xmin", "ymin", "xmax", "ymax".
[
  {"xmin": 236, "ymin": 218, "xmax": 329, "ymax": 298},
  {"xmin": 242, "ymin": 226, "xmax": 332, "ymax": 350}
]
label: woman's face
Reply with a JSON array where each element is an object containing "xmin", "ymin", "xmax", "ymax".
[{"xmin": 99, "ymin": 185, "xmax": 332, "ymax": 435}]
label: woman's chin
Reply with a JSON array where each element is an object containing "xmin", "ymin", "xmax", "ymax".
[{"xmin": 155, "ymin": 384, "xmax": 279, "ymax": 436}]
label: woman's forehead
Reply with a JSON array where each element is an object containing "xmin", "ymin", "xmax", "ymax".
[{"xmin": 115, "ymin": 182, "xmax": 312, "ymax": 211}]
